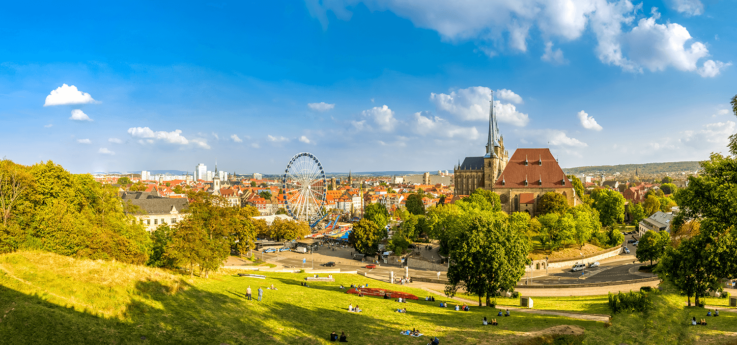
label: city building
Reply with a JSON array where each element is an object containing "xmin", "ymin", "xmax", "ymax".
[
  {"xmin": 638, "ymin": 211, "xmax": 673, "ymax": 236},
  {"xmin": 253, "ymin": 173, "xmax": 263, "ymax": 180},
  {"xmin": 195, "ymin": 163, "xmax": 207, "ymax": 181},
  {"xmin": 122, "ymin": 191, "xmax": 189, "ymax": 232},
  {"xmin": 141, "ymin": 170, "xmax": 150, "ymax": 181}
]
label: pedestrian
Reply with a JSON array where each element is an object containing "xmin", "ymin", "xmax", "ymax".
[
  {"xmin": 246, "ymin": 286, "xmax": 252, "ymax": 300},
  {"xmin": 258, "ymin": 286, "xmax": 263, "ymax": 302},
  {"xmin": 437, "ymin": 272, "xmax": 441, "ymax": 280}
]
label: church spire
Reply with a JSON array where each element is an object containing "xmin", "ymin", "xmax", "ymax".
[{"xmin": 486, "ymin": 90, "xmax": 500, "ymax": 158}]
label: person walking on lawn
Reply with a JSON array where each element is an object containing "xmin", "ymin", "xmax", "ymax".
[
  {"xmin": 247, "ymin": 286, "xmax": 252, "ymax": 300},
  {"xmin": 258, "ymin": 287, "xmax": 263, "ymax": 301}
]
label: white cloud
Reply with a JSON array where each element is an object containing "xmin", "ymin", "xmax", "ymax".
[
  {"xmin": 108, "ymin": 138, "xmax": 123, "ymax": 144},
  {"xmin": 44, "ymin": 84, "xmax": 98, "ymax": 106},
  {"xmin": 77, "ymin": 139, "xmax": 91, "ymax": 144},
  {"xmin": 351, "ymin": 120, "xmax": 367, "ymax": 131},
  {"xmin": 577, "ymin": 110, "xmax": 603, "ymax": 131},
  {"xmin": 496, "ymin": 89, "xmax": 523, "ymax": 104},
  {"xmin": 680, "ymin": 121, "xmax": 736, "ymax": 150},
  {"xmin": 231, "ymin": 134, "xmax": 243, "ymax": 143},
  {"xmin": 126, "ymin": 127, "xmax": 209, "ymax": 149},
  {"xmin": 519, "ymin": 129, "xmax": 587, "ymax": 147},
  {"xmin": 69, "ymin": 109, "xmax": 92, "ymax": 121},
  {"xmin": 299, "ymin": 136, "xmax": 312, "ymax": 144},
  {"xmin": 310, "ymin": 1, "xmax": 724, "ymax": 77},
  {"xmin": 713, "ymin": 108, "xmax": 731, "ymax": 117},
  {"xmin": 251, "ymin": 143, "xmax": 260, "ymax": 149},
  {"xmin": 98, "ymin": 148, "xmax": 115, "ymax": 155},
  {"xmin": 541, "ymin": 41, "xmax": 567, "ymax": 65},
  {"xmin": 44, "ymin": 124, "xmax": 53, "ymax": 128},
  {"xmin": 212, "ymin": 132, "xmax": 219, "ymax": 140},
  {"xmin": 667, "ymin": 0, "xmax": 703, "ymax": 16},
  {"xmin": 267, "ymin": 135, "xmax": 290, "ymax": 143},
  {"xmin": 698, "ymin": 60, "xmax": 732, "ymax": 78},
  {"xmin": 413, "ymin": 112, "xmax": 479, "ymax": 139},
  {"xmin": 308, "ymin": 102, "xmax": 335, "ymax": 112},
  {"xmin": 431, "ymin": 86, "xmax": 529, "ymax": 126},
  {"xmin": 624, "ymin": 9, "xmax": 707, "ymax": 74},
  {"xmin": 361, "ymin": 105, "xmax": 397, "ymax": 131}
]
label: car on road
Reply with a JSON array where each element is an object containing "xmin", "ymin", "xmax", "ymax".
[
  {"xmin": 279, "ymin": 247, "xmax": 291, "ymax": 252},
  {"xmin": 322, "ymin": 262, "xmax": 336, "ymax": 267},
  {"xmin": 623, "ymin": 247, "xmax": 631, "ymax": 254},
  {"xmin": 571, "ymin": 263, "xmax": 586, "ymax": 272},
  {"xmin": 632, "ymin": 241, "xmax": 639, "ymax": 246},
  {"xmin": 365, "ymin": 264, "xmax": 377, "ymax": 269},
  {"xmin": 262, "ymin": 248, "xmax": 277, "ymax": 253},
  {"xmin": 589, "ymin": 262, "xmax": 600, "ymax": 268},
  {"xmin": 628, "ymin": 239, "xmax": 638, "ymax": 243}
]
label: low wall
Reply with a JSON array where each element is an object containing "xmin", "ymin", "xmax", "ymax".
[
  {"xmin": 222, "ymin": 266, "xmax": 356, "ymax": 274},
  {"xmin": 526, "ymin": 246, "xmax": 623, "ymax": 272},
  {"xmin": 515, "ymin": 276, "xmax": 658, "ymax": 289}
]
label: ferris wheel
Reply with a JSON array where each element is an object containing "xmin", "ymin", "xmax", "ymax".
[{"xmin": 282, "ymin": 152, "xmax": 327, "ymax": 225}]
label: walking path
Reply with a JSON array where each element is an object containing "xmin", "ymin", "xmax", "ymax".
[{"xmin": 418, "ymin": 286, "xmax": 610, "ymax": 322}]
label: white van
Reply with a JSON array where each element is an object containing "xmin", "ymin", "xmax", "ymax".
[
  {"xmin": 294, "ymin": 247, "xmax": 307, "ymax": 254},
  {"xmin": 571, "ymin": 263, "xmax": 586, "ymax": 272}
]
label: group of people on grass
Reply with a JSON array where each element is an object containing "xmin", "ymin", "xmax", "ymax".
[
  {"xmin": 401, "ymin": 328, "xmax": 422, "ymax": 336},
  {"xmin": 692, "ymin": 309, "xmax": 720, "ymax": 325},
  {"xmin": 329, "ymin": 331, "xmax": 348, "ymax": 342},
  {"xmin": 424, "ymin": 296, "xmax": 436, "ymax": 302},
  {"xmin": 245, "ymin": 286, "xmax": 264, "ymax": 301},
  {"xmin": 348, "ymin": 304, "xmax": 363, "ymax": 313},
  {"xmin": 482, "ymin": 316, "xmax": 499, "ymax": 326}
]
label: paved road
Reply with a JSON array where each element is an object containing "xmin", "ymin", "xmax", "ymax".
[{"xmin": 529, "ymin": 261, "xmax": 654, "ymax": 285}]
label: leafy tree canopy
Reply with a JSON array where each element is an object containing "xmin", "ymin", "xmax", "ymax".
[
  {"xmin": 537, "ymin": 192, "xmax": 569, "ymax": 215},
  {"xmin": 259, "ymin": 191, "xmax": 272, "ymax": 200},
  {"xmin": 405, "ymin": 193, "xmax": 425, "ymax": 215},
  {"xmin": 590, "ymin": 188, "xmax": 626, "ymax": 227},
  {"xmin": 348, "ymin": 218, "xmax": 383, "ymax": 255},
  {"xmin": 567, "ymin": 174, "xmax": 585, "ymax": 199}
]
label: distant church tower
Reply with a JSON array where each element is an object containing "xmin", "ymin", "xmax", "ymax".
[
  {"xmin": 348, "ymin": 170, "xmax": 352, "ymax": 186},
  {"xmin": 213, "ymin": 162, "xmax": 221, "ymax": 195},
  {"xmin": 483, "ymin": 91, "xmax": 509, "ymax": 190}
]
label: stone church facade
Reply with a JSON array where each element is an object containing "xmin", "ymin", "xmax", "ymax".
[{"xmin": 453, "ymin": 92, "xmax": 579, "ymax": 216}]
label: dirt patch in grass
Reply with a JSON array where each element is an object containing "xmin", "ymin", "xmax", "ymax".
[{"xmin": 523, "ymin": 325, "xmax": 585, "ymax": 337}]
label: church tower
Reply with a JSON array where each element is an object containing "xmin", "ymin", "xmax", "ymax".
[
  {"xmin": 483, "ymin": 90, "xmax": 509, "ymax": 189},
  {"xmin": 213, "ymin": 162, "xmax": 221, "ymax": 196}
]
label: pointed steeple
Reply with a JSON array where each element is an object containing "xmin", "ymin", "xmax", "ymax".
[{"xmin": 486, "ymin": 90, "xmax": 500, "ymax": 158}]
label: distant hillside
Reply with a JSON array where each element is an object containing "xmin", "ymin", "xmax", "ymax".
[{"xmin": 563, "ymin": 161, "xmax": 702, "ymax": 176}]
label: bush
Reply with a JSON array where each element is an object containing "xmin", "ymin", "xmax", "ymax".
[
  {"xmin": 512, "ymin": 291, "xmax": 520, "ymax": 298},
  {"xmin": 489, "ymin": 298, "xmax": 496, "ymax": 308},
  {"xmin": 722, "ymin": 291, "xmax": 730, "ymax": 299},
  {"xmin": 299, "ymin": 269, "xmax": 305, "ymax": 273},
  {"xmin": 608, "ymin": 291, "xmax": 652, "ymax": 313}
]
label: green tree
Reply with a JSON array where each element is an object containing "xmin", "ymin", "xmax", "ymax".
[
  {"xmin": 445, "ymin": 215, "xmax": 529, "ymax": 307},
  {"xmin": 405, "ymin": 193, "xmax": 425, "ymax": 215},
  {"xmin": 275, "ymin": 208, "xmax": 288, "ymax": 215},
  {"xmin": 636, "ymin": 230, "xmax": 669, "ymax": 266},
  {"xmin": 590, "ymin": 189, "xmax": 626, "ymax": 227},
  {"xmin": 661, "ymin": 176, "xmax": 673, "ymax": 184},
  {"xmin": 537, "ymin": 213, "xmax": 575, "ymax": 252},
  {"xmin": 147, "ymin": 224, "xmax": 174, "ymax": 268},
  {"xmin": 630, "ymin": 203, "xmax": 646, "ymax": 226},
  {"xmin": 660, "ymin": 183, "xmax": 677, "ymax": 195},
  {"xmin": 643, "ymin": 195, "xmax": 661, "ymax": 216},
  {"xmin": 537, "ymin": 192, "xmax": 569, "ymax": 215},
  {"xmin": 250, "ymin": 181, "xmax": 257, "ymax": 187},
  {"xmin": 364, "ymin": 203, "xmax": 389, "ymax": 230},
  {"xmin": 259, "ymin": 191, "xmax": 272, "ymax": 200},
  {"xmin": 567, "ymin": 175, "xmax": 585, "ymax": 199},
  {"xmin": 118, "ymin": 176, "xmax": 132, "ymax": 186},
  {"xmin": 645, "ymin": 188, "xmax": 665, "ymax": 199},
  {"xmin": 659, "ymin": 196, "xmax": 677, "ymax": 213},
  {"xmin": 173, "ymin": 185, "xmax": 184, "ymax": 194},
  {"xmin": 348, "ymin": 218, "xmax": 382, "ymax": 255},
  {"xmin": 567, "ymin": 205, "xmax": 600, "ymax": 249},
  {"xmin": 230, "ymin": 206, "xmax": 258, "ymax": 255},
  {"xmin": 259, "ymin": 182, "xmax": 268, "ymax": 187},
  {"xmin": 165, "ymin": 216, "xmax": 207, "ymax": 277},
  {"xmin": 508, "ymin": 212, "xmax": 533, "ymax": 253},
  {"xmin": 269, "ymin": 218, "xmax": 310, "ymax": 241},
  {"xmin": 462, "ymin": 188, "xmax": 502, "ymax": 212}
]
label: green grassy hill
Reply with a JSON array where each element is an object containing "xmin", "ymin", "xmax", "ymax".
[
  {"xmin": 563, "ymin": 161, "xmax": 701, "ymax": 177},
  {"xmin": 1, "ymin": 251, "xmax": 736, "ymax": 344}
]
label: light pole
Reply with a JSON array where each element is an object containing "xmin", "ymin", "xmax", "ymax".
[
  {"xmin": 545, "ymin": 256, "xmax": 549, "ymax": 275},
  {"xmin": 580, "ymin": 253, "xmax": 584, "ymax": 278}
]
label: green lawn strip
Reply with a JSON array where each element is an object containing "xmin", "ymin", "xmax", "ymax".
[
  {"xmin": 1, "ymin": 251, "xmax": 603, "ymax": 345},
  {"xmin": 698, "ymin": 296, "xmax": 734, "ymax": 308},
  {"xmin": 445, "ymin": 290, "xmax": 610, "ymax": 315}
]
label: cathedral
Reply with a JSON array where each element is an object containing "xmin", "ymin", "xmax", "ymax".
[
  {"xmin": 454, "ymin": 92, "xmax": 580, "ymax": 215},
  {"xmin": 453, "ymin": 91, "xmax": 510, "ymax": 196}
]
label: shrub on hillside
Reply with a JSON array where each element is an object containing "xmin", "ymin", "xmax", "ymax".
[{"xmin": 608, "ymin": 291, "xmax": 653, "ymax": 313}]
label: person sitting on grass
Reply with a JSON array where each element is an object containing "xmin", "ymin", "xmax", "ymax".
[
  {"xmin": 431, "ymin": 296, "xmax": 435, "ymax": 302},
  {"xmin": 413, "ymin": 329, "xmax": 421, "ymax": 336},
  {"xmin": 439, "ymin": 302, "xmax": 445, "ymax": 307},
  {"xmin": 707, "ymin": 310, "xmax": 712, "ymax": 317},
  {"xmin": 715, "ymin": 309, "xmax": 720, "ymax": 317},
  {"xmin": 497, "ymin": 311, "xmax": 503, "ymax": 317},
  {"xmin": 455, "ymin": 305, "xmax": 460, "ymax": 311},
  {"xmin": 464, "ymin": 305, "xmax": 470, "ymax": 312},
  {"xmin": 339, "ymin": 332, "xmax": 348, "ymax": 342},
  {"xmin": 691, "ymin": 317, "xmax": 697, "ymax": 325},
  {"xmin": 505, "ymin": 309, "xmax": 510, "ymax": 317},
  {"xmin": 349, "ymin": 304, "xmax": 353, "ymax": 312},
  {"xmin": 492, "ymin": 319, "xmax": 498, "ymax": 326},
  {"xmin": 339, "ymin": 285, "xmax": 344, "ymax": 289},
  {"xmin": 483, "ymin": 316, "xmax": 488, "ymax": 325},
  {"xmin": 355, "ymin": 305, "xmax": 362, "ymax": 313},
  {"xmin": 330, "ymin": 331, "xmax": 338, "ymax": 342},
  {"xmin": 700, "ymin": 319, "xmax": 707, "ymax": 326},
  {"xmin": 428, "ymin": 336, "xmax": 440, "ymax": 345}
]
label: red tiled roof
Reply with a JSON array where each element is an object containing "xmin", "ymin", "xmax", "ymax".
[
  {"xmin": 519, "ymin": 193, "xmax": 535, "ymax": 204},
  {"xmin": 495, "ymin": 148, "xmax": 571, "ymax": 189}
]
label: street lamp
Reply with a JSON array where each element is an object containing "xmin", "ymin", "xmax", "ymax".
[{"xmin": 580, "ymin": 253, "xmax": 584, "ymax": 277}]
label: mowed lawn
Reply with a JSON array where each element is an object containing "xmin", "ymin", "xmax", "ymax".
[
  {"xmin": 2, "ymin": 251, "xmax": 737, "ymax": 345},
  {"xmin": 0, "ymin": 251, "xmax": 600, "ymax": 345}
]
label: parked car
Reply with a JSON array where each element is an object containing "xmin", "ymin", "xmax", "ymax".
[
  {"xmin": 279, "ymin": 247, "xmax": 291, "ymax": 252},
  {"xmin": 589, "ymin": 262, "xmax": 600, "ymax": 268},
  {"xmin": 263, "ymin": 248, "xmax": 276, "ymax": 253},
  {"xmin": 633, "ymin": 241, "xmax": 639, "ymax": 246},
  {"xmin": 322, "ymin": 262, "xmax": 336, "ymax": 267},
  {"xmin": 571, "ymin": 263, "xmax": 586, "ymax": 272},
  {"xmin": 623, "ymin": 247, "xmax": 631, "ymax": 254},
  {"xmin": 365, "ymin": 264, "xmax": 377, "ymax": 269},
  {"xmin": 628, "ymin": 239, "xmax": 637, "ymax": 244}
]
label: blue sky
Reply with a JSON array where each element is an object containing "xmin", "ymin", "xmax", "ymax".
[{"xmin": 0, "ymin": 0, "xmax": 735, "ymax": 174}]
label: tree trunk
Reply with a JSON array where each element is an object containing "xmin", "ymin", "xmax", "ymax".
[
  {"xmin": 486, "ymin": 294, "xmax": 492, "ymax": 307},
  {"xmin": 479, "ymin": 295, "xmax": 482, "ymax": 307},
  {"xmin": 687, "ymin": 295, "xmax": 691, "ymax": 307},
  {"xmin": 695, "ymin": 294, "xmax": 700, "ymax": 307}
]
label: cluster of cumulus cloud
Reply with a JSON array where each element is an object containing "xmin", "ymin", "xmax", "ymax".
[{"xmin": 306, "ymin": 0, "xmax": 729, "ymax": 77}]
